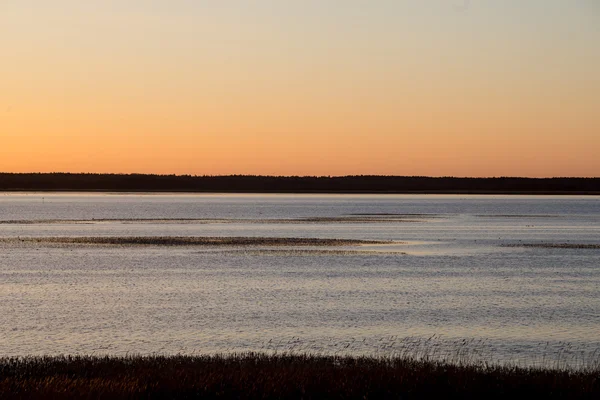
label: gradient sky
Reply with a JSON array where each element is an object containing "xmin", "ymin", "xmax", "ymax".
[{"xmin": 1, "ymin": 1, "xmax": 599, "ymax": 177}]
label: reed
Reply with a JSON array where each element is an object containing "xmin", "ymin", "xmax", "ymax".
[
  {"xmin": 0, "ymin": 236, "xmax": 391, "ymax": 247},
  {"xmin": 1, "ymin": 352, "xmax": 599, "ymax": 399},
  {"xmin": 505, "ymin": 243, "xmax": 600, "ymax": 249}
]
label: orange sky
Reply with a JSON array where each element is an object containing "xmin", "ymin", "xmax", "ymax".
[{"xmin": 1, "ymin": 1, "xmax": 599, "ymax": 177}]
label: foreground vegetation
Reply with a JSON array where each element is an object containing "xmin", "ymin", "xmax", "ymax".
[{"xmin": 1, "ymin": 354, "xmax": 599, "ymax": 399}]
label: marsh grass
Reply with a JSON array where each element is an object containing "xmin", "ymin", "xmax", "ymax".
[
  {"xmin": 255, "ymin": 336, "xmax": 600, "ymax": 371},
  {"xmin": 0, "ymin": 236, "xmax": 391, "ymax": 247},
  {"xmin": 0, "ymin": 215, "xmax": 423, "ymax": 225},
  {"xmin": 505, "ymin": 243, "xmax": 600, "ymax": 249},
  {"xmin": 1, "ymin": 350, "xmax": 599, "ymax": 399}
]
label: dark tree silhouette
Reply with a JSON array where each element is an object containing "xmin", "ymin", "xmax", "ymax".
[{"xmin": 0, "ymin": 173, "xmax": 598, "ymax": 194}]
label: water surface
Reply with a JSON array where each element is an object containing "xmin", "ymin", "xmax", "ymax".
[{"xmin": 1, "ymin": 193, "xmax": 599, "ymax": 367}]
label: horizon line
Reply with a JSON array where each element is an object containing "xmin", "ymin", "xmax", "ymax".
[{"xmin": 1, "ymin": 172, "xmax": 599, "ymax": 180}]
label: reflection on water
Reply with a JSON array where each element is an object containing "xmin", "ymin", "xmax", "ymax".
[{"xmin": 0, "ymin": 194, "xmax": 599, "ymax": 368}]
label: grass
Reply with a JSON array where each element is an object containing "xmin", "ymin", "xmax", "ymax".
[
  {"xmin": 1, "ymin": 353, "xmax": 599, "ymax": 399},
  {"xmin": 0, "ymin": 236, "xmax": 391, "ymax": 247},
  {"xmin": 504, "ymin": 243, "xmax": 600, "ymax": 249},
  {"xmin": 0, "ymin": 216, "xmax": 421, "ymax": 225}
]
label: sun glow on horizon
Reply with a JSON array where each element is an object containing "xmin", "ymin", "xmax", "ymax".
[{"xmin": 1, "ymin": 1, "xmax": 599, "ymax": 177}]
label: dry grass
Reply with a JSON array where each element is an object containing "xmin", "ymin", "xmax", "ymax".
[
  {"xmin": 1, "ymin": 353, "xmax": 599, "ymax": 399},
  {"xmin": 505, "ymin": 243, "xmax": 600, "ymax": 249},
  {"xmin": 0, "ymin": 236, "xmax": 390, "ymax": 247},
  {"xmin": 0, "ymin": 216, "xmax": 423, "ymax": 224}
]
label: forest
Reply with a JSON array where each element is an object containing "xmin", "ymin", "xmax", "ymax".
[{"xmin": 0, "ymin": 173, "xmax": 598, "ymax": 194}]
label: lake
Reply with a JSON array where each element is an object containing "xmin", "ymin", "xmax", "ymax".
[{"xmin": 1, "ymin": 193, "xmax": 599, "ymax": 368}]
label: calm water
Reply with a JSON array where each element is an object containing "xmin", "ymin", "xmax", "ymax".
[{"xmin": 1, "ymin": 193, "xmax": 599, "ymax": 367}]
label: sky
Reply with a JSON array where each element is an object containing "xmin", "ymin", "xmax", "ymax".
[{"xmin": 1, "ymin": 1, "xmax": 599, "ymax": 177}]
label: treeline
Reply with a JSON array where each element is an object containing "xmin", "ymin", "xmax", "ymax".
[{"xmin": 0, "ymin": 173, "xmax": 599, "ymax": 194}]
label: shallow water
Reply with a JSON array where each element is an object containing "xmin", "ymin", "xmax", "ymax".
[{"xmin": 0, "ymin": 193, "xmax": 599, "ymax": 368}]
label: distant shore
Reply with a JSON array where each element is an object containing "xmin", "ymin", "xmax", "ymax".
[
  {"xmin": 1, "ymin": 354, "xmax": 599, "ymax": 399},
  {"xmin": 1, "ymin": 173, "xmax": 599, "ymax": 194}
]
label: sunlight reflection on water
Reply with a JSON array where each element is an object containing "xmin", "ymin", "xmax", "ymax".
[{"xmin": 0, "ymin": 194, "xmax": 599, "ymax": 368}]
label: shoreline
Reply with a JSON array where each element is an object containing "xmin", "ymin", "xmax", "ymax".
[
  {"xmin": 2, "ymin": 173, "xmax": 599, "ymax": 195},
  {"xmin": 2, "ymin": 189, "xmax": 600, "ymax": 195}
]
